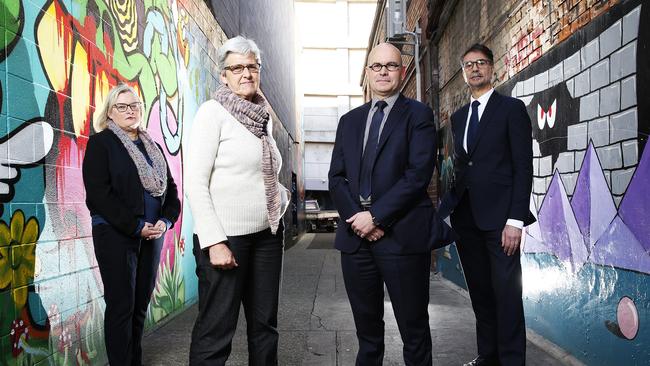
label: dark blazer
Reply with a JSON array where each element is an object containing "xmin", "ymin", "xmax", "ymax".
[
  {"xmin": 329, "ymin": 94, "xmax": 444, "ymax": 254},
  {"xmin": 439, "ymin": 91, "xmax": 535, "ymax": 229},
  {"xmin": 82, "ymin": 128, "xmax": 180, "ymax": 236}
]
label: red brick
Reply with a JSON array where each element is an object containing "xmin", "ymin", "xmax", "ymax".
[
  {"xmin": 529, "ymin": 47, "xmax": 543, "ymax": 63},
  {"xmin": 590, "ymin": 2, "xmax": 610, "ymax": 19},
  {"xmin": 558, "ymin": 25, "xmax": 572, "ymax": 42}
]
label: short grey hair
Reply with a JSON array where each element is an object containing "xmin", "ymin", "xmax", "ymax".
[{"xmin": 217, "ymin": 36, "xmax": 262, "ymax": 73}]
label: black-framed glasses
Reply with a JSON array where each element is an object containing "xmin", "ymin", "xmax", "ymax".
[
  {"xmin": 367, "ymin": 62, "xmax": 401, "ymax": 72},
  {"xmin": 113, "ymin": 102, "xmax": 142, "ymax": 113},
  {"xmin": 462, "ymin": 59, "xmax": 492, "ymax": 69},
  {"xmin": 223, "ymin": 63, "xmax": 261, "ymax": 74}
]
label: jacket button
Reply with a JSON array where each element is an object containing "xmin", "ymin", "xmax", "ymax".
[{"xmin": 468, "ymin": 161, "xmax": 473, "ymax": 166}]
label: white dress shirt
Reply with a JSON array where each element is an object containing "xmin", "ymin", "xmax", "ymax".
[{"xmin": 463, "ymin": 88, "xmax": 523, "ymax": 230}]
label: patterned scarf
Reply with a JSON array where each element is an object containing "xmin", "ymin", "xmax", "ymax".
[
  {"xmin": 107, "ymin": 120, "xmax": 168, "ymax": 197},
  {"xmin": 214, "ymin": 84, "xmax": 281, "ymax": 234}
]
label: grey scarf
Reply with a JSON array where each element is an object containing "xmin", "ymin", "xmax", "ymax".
[
  {"xmin": 213, "ymin": 84, "xmax": 281, "ymax": 234},
  {"xmin": 107, "ymin": 120, "xmax": 167, "ymax": 197}
]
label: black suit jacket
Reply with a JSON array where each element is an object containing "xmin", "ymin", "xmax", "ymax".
[
  {"xmin": 82, "ymin": 129, "xmax": 181, "ymax": 236},
  {"xmin": 329, "ymin": 94, "xmax": 445, "ymax": 254},
  {"xmin": 439, "ymin": 91, "xmax": 535, "ymax": 230}
]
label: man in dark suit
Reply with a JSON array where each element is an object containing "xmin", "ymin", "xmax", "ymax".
[
  {"xmin": 328, "ymin": 43, "xmax": 437, "ymax": 366},
  {"xmin": 438, "ymin": 44, "xmax": 534, "ymax": 366}
]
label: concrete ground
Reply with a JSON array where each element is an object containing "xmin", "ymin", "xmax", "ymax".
[{"xmin": 142, "ymin": 233, "xmax": 566, "ymax": 365}]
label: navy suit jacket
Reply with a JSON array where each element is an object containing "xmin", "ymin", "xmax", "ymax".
[
  {"xmin": 328, "ymin": 94, "xmax": 439, "ymax": 254},
  {"xmin": 439, "ymin": 91, "xmax": 535, "ymax": 230}
]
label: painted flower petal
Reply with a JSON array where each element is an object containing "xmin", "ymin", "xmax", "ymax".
[
  {"xmin": 0, "ymin": 222, "xmax": 10, "ymax": 247},
  {"xmin": 21, "ymin": 217, "xmax": 39, "ymax": 245},
  {"xmin": 13, "ymin": 243, "xmax": 36, "ymax": 285},
  {"xmin": 12, "ymin": 287, "xmax": 28, "ymax": 310},
  {"xmin": 10, "ymin": 211, "xmax": 25, "ymax": 243},
  {"xmin": 0, "ymin": 247, "xmax": 11, "ymax": 288}
]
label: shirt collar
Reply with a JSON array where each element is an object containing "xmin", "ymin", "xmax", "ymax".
[
  {"xmin": 470, "ymin": 88, "xmax": 494, "ymax": 106},
  {"xmin": 371, "ymin": 93, "xmax": 399, "ymax": 110}
]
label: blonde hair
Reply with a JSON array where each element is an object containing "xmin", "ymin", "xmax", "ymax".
[{"xmin": 93, "ymin": 83, "xmax": 144, "ymax": 132}]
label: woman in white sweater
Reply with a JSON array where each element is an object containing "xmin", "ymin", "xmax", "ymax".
[{"xmin": 185, "ymin": 36, "xmax": 288, "ymax": 366}]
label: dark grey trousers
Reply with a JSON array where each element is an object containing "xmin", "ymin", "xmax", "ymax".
[{"xmin": 189, "ymin": 226, "xmax": 284, "ymax": 366}]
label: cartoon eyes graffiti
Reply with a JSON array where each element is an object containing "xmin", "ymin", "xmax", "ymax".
[{"xmin": 537, "ymin": 99, "xmax": 557, "ymax": 129}]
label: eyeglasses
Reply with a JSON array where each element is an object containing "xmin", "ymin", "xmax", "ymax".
[
  {"xmin": 223, "ymin": 63, "xmax": 261, "ymax": 74},
  {"xmin": 113, "ymin": 102, "xmax": 142, "ymax": 113},
  {"xmin": 367, "ymin": 63, "xmax": 401, "ymax": 72},
  {"xmin": 462, "ymin": 59, "xmax": 492, "ymax": 69}
]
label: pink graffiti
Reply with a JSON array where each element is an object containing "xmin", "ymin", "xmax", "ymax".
[{"xmin": 146, "ymin": 99, "xmax": 184, "ymax": 265}]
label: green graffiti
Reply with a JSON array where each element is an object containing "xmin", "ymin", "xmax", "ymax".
[
  {"xmin": 146, "ymin": 232, "xmax": 185, "ymax": 327},
  {"xmin": 0, "ymin": 0, "xmax": 23, "ymax": 61}
]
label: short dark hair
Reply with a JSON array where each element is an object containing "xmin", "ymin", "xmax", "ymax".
[{"xmin": 460, "ymin": 43, "xmax": 494, "ymax": 65}]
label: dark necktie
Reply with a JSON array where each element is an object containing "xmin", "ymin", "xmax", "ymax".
[
  {"xmin": 467, "ymin": 100, "xmax": 480, "ymax": 150},
  {"xmin": 360, "ymin": 100, "xmax": 387, "ymax": 199}
]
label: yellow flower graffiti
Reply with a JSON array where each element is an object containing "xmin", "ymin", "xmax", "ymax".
[{"xmin": 0, "ymin": 211, "xmax": 39, "ymax": 310}]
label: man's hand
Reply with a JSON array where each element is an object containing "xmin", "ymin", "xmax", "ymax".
[
  {"xmin": 140, "ymin": 222, "xmax": 163, "ymax": 240},
  {"xmin": 346, "ymin": 211, "xmax": 376, "ymax": 238},
  {"xmin": 365, "ymin": 227, "xmax": 385, "ymax": 242},
  {"xmin": 208, "ymin": 242, "xmax": 238, "ymax": 269},
  {"xmin": 501, "ymin": 224, "xmax": 522, "ymax": 256}
]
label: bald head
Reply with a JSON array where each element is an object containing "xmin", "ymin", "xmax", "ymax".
[
  {"xmin": 366, "ymin": 43, "xmax": 403, "ymax": 99},
  {"xmin": 368, "ymin": 43, "xmax": 402, "ymax": 64}
]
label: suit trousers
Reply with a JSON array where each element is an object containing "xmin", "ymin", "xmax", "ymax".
[
  {"xmin": 92, "ymin": 224, "xmax": 164, "ymax": 366},
  {"xmin": 341, "ymin": 242, "xmax": 432, "ymax": 366},
  {"xmin": 451, "ymin": 194, "xmax": 526, "ymax": 366},
  {"xmin": 189, "ymin": 226, "xmax": 284, "ymax": 366}
]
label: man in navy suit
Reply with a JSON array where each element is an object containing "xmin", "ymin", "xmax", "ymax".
[
  {"xmin": 439, "ymin": 44, "xmax": 534, "ymax": 366},
  {"xmin": 328, "ymin": 43, "xmax": 437, "ymax": 366}
]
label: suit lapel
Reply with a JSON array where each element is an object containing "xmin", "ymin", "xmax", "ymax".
[
  {"xmin": 454, "ymin": 104, "xmax": 470, "ymax": 158},
  {"xmin": 351, "ymin": 102, "xmax": 372, "ymax": 178},
  {"xmin": 376, "ymin": 94, "xmax": 407, "ymax": 155},
  {"xmin": 468, "ymin": 91, "xmax": 502, "ymax": 156}
]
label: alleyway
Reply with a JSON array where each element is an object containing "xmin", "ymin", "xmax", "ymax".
[{"xmin": 141, "ymin": 233, "xmax": 567, "ymax": 365}]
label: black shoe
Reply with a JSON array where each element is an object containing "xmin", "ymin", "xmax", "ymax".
[{"xmin": 463, "ymin": 356, "xmax": 500, "ymax": 366}]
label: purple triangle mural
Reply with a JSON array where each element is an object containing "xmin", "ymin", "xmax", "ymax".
[
  {"xmin": 590, "ymin": 216, "xmax": 650, "ymax": 273},
  {"xmin": 537, "ymin": 171, "xmax": 589, "ymax": 270},
  {"xmin": 619, "ymin": 140, "xmax": 650, "ymax": 253},
  {"xmin": 523, "ymin": 231, "xmax": 549, "ymax": 254},
  {"xmin": 524, "ymin": 195, "xmax": 548, "ymax": 253},
  {"xmin": 571, "ymin": 143, "xmax": 617, "ymax": 247}
]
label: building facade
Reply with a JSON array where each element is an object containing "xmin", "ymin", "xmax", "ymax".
[{"xmin": 296, "ymin": 0, "xmax": 377, "ymax": 208}]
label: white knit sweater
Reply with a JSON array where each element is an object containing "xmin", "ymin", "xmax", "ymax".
[{"xmin": 185, "ymin": 100, "xmax": 282, "ymax": 249}]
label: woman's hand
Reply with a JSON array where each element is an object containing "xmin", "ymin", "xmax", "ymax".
[
  {"xmin": 141, "ymin": 222, "xmax": 163, "ymax": 240},
  {"xmin": 154, "ymin": 220, "xmax": 168, "ymax": 235},
  {"xmin": 208, "ymin": 242, "xmax": 238, "ymax": 270}
]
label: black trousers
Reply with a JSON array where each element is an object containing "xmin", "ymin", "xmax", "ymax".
[
  {"xmin": 451, "ymin": 194, "xmax": 526, "ymax": 366},
  {"xmin": 189, "ymin": 226, "xmax": 284, "ymax": 366},
  {"xmin": 341, "ymin": 242, "xmax": 432, "ymax": 366},
  {"xmin": 92, "ymin": 224, "xmax": 164, "ymax": 366}
]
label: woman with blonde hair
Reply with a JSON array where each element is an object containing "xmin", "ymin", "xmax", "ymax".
[
  {"xmin": 186, "ymin": 35, "xmax": 289, "ymax": 365},
  {"xmin": 82, "ymin": 83, "xmax": 180, "ymax": 365}
]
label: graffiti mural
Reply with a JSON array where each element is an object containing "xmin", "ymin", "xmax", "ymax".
[
  {"xmin": 0, "ymin": 0, "xmax": 220, "ymax": 363},
  {"xmin": 498, "ymin": 1, "xmax": 648, "ymax": 365}
]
